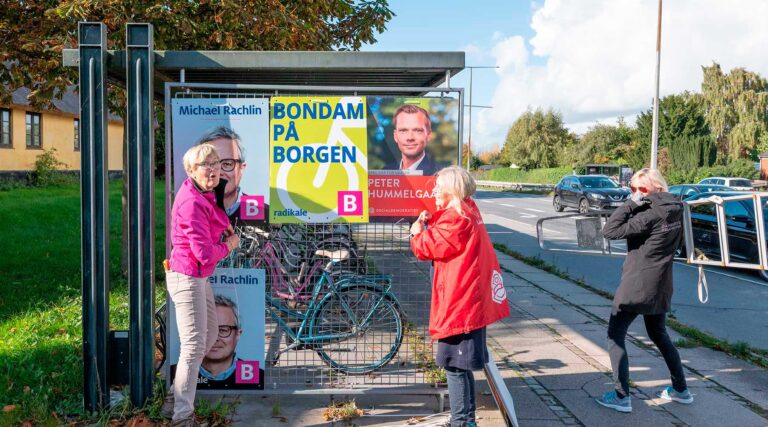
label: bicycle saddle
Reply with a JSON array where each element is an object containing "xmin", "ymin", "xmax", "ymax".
[{"xmin": 314, "ymin": 249, "xmax": 350, "ymax": 262}]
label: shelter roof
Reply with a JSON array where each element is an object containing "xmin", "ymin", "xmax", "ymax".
[{"xmin": 63, "ymin": 50, "xmax": 465, "ymax": 97}]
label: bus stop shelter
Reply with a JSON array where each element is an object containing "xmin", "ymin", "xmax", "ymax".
[{"xmin": 64, "ymin": 22, "xmax": 466, "ymax": 411}]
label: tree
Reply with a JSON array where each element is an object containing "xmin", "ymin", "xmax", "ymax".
[
  {"xmin": 477, "ymin": 145, "xmax": 503, "ymax": 166},
  {"xmin": 627, "ymin": 92, "xmax": 710, "ymax": 170},
  {"xmin": 0, "ymin": 0, "xmax": 394, "ymax": 108},
  {"xmin": 461, "ymin": 144, "xmax": 481, "ymax": 169},
  {"xmin": 1, "ymin": 1, "xmax": 393, "ymax": 274},
  {"xmin": 502, "ymin": 108, "xmax": 572, "ymax": 169},
  {"xmin": 564, "ymin": 118, "xmax": 634, "ymax": 167},
  {"xmin": 701, "ymin": 63, "xmax": 768, "ymax": 162}
]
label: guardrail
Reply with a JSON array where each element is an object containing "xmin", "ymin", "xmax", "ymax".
[{"xmin": 476, "ymin": 180, "xmax": 555, "ymax": 192}]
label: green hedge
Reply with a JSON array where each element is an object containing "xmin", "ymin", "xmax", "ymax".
[
  {"xmin": 476, "ymin": 166, "xmax": 573, "ymax": 184},
  {"xmin": 665, "ymin": 160, "xmax": 759, "ymax": 185}
]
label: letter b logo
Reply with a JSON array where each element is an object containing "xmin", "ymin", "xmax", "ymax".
[
  {"xmin": 338, "ymin": 191, "xmax": 363, "ymax": 216},
  {"xmin": 240, "ymin": 195, "xmax": 265, "ymax": 220},
  {"xmin": 236, "ymin": 361, "xmax": 260, "ymax": 384}
]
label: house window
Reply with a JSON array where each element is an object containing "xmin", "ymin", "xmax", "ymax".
[
  {"xmin": 26, "ymin": 112, "xmax": 41, "ymax": 148},
  {"xmin": 74, "ymin": 119, "xmax": 80, "ymax": 151},
  {"xmin": 0, "ymin": 109, "xmax": 10, "ymax": 147}
]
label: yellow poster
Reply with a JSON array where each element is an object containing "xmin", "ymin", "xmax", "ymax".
[{"xmin": 270, "ymin": 96, "xmax": 369, "ymax": 223}]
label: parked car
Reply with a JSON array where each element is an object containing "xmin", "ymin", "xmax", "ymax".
[
  {"xmin": 697, "ymin": 177, "xmax": 753, "ymax": 191},
  {"xmin": 668, "ymin": 184, "xmax": 735, "ymax": 201},
  {"xmin": 553, "ymin": 175, "xmax": 631, "ymax": 213},
  {"xmin": 683, "ymin": 191, "xmax": 768, "ymax": 281}
]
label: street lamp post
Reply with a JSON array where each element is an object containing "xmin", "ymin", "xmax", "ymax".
[
  {"xmin": 465, "ymin": 66, "xmax": 498, "ymax": 171},
  {"xmin": 650, "ymin": 0, "xmax": 663, "ymax": 169}
]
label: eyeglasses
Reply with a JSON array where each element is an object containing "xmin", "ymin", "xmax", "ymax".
[
  {"xmin": 217, "ymin": 325, "xmax": 239, "ymax": 338},
  {"xmin": 197, "ymin": 160, "xmax": 221, "ymax": 170},
  {"xmin": 219, "ymin": 158, "xmax": 243, "ymax": 172},
  {"xmin": 630, "ymin": 186, "xmax": 649, "ymax": 193}
]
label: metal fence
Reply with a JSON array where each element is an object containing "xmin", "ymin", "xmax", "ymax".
[{"xmin": 535, "ymin": 193, "xmax": 768, "ymax": 302}]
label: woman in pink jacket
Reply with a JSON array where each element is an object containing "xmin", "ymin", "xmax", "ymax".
[{"xmin": 163, "ymin": 143, "xmax": 239, "ymax": 426}]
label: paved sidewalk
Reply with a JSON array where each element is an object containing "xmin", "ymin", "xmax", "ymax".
[{"xmin": 220, "ymin": 252, "xmax": 768, "ymax": 426}]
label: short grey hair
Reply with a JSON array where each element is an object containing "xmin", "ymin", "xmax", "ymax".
[
  {"xmin": 214, "ymin": 294, "xmax": 240, "ymax": 328},
  {"xmin": 196, "ymin": 126, "xmax": 246, "ymax": 161},
  {"xmin": 182, "ymin": 143, "xmax": 218, "ymax": 175}
]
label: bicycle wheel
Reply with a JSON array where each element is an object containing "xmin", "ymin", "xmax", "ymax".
[{"xmin": 309, "ymin": 285, "xmax": 402, "ymax": 374}]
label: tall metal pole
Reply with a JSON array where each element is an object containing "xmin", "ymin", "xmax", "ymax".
[
  {"xmin": 650, "ymin": 0, "xmax": 663, "ymax": 169},
  {"xmin": 463, "ymin": 66, "xmax": 498, "ymax": 171},
  {"xmin": 126, "ymin": 23, "xmax": 155, "ymax": 406},
  {"xmin": 78, "ymin": 22, "xmax": 110, "ymax": 411},
  {"xmin": 467, "ymin": 68, "xmax": 473, "ymax": 171}
]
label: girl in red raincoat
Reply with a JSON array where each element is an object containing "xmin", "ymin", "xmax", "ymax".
[{"xmin": 410, "ymin": 166, "xmax": 510, "ymax": 427}]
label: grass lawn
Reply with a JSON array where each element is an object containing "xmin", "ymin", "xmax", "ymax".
[{"xmin": 0, "ymin": 179, "xmax": 167, "ymax": 425}]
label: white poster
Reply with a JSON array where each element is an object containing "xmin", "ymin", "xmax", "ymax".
[
  {"xmin": 171, "ymin": 98, "xmax": 270, "ymax": 224},
  {"xmin": 168, "ymin": 268, "xmax": 266, "ymax": 390}
]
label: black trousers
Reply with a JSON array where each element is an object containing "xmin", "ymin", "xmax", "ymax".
[{"xmin": 607, "ymin": 310, "xmax": 687, "ymax": 396}]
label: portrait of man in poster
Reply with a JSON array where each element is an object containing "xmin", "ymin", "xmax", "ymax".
[{"xmin": 383, "ymin": 104, "xmax": 444, "ymax": 176}]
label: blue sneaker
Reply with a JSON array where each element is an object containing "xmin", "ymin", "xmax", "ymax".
[
  {"xmin": 595, "ymin": 390, "xmax": 632, "ymax": 413},
  {"xmin": 656, "ymin": 386, "xmax": 693, "ymax": 404}
]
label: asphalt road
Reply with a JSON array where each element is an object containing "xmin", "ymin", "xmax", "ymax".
[{"xmin": 476, "ymin": 190, "xmax": 768, "ymax": 350}]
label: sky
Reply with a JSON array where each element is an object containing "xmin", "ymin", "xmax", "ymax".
[{"xmin": 362, "ymin": 0, "xmax": 768, "ymax": 154}]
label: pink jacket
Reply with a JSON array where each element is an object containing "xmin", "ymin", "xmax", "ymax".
[{"xmin": 169, "ymin": 178, "xmax": 230, "ymax": 277}]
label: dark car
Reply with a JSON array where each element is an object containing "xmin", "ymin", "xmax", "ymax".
[
  {"xmin": 668, "ymin": 184, "xmax": 735, "ymax": 201},
  {"xmin": 553, "ymin": 175, "xmax": 631, "ymax": 213},
  {"xmin": 684, "ymin": 191, "xmax": 768, "ymax": 281}
]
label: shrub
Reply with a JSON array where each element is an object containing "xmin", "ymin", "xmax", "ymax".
[
  {"xmin": 665, "ymin": 159, "xmax": 759, "ymax": 185},
  {"xmin": 33, "ymin": 148, "xmax": 69, "ymax": 186},
  {"xmin": 477, "ymin": 166, "xmax": 573, "ymax": 184}
]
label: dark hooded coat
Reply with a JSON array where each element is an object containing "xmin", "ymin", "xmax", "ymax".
[{"xmin": 602, "ymin": 192, "xmax": 683, "ymax": 314}]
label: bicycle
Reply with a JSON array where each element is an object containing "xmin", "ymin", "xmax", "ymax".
[{"xmin": 262, "ymin": 249, "xmax": 403, "ymax": 374}]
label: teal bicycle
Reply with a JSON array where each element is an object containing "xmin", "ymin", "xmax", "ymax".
[{"xmin": 265, "ymin": 248, "xmax": 403, "ymax": 374}]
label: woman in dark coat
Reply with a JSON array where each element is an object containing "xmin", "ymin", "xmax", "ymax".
[{"xmin": 596, "ymin": 168, "xmax": 693, "ymax": 413}]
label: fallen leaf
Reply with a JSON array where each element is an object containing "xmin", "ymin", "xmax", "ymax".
[{"xmin": 3, "ymin": 405, "xmax": 16, "ymax": 412}]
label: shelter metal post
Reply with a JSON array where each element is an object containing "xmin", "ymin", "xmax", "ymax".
[
  {"xmin": 126, "ymin": 23, "xmax": 156, "ymax": 406},
  {"xmin": 79, "ymin": 21, "xmax": 110, "ymax": 411}
]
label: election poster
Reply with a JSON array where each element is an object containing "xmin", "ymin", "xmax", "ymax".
[
  {"xmin": 170, "ymin": 98, "xmax": 270, "ymax": 225},
  {"xmin": 269, "ymin": 96, "xmax": 369, "ymax": 223},
  {"xmin": 168, "ymin": 268, "xmax": 266, "ymax": 391},
  {"xmin": 366, "ymin": 97, "xmax": 460, "ymax": 221}
]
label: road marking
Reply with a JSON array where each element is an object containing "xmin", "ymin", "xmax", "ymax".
[
  {"xmin": 501, "ymin": 203, "xmax": 516, "ymax": 208},
  {"xmin": 525, "ymin": 208, "xmax": 545, "ymax": 213},
  {"xmin": 483, "ymin": 212, "xmax": 561, "ymax": 234},
  {"xmin": 519, "ymin": 213, "xmax": 537, "ymax": 219}
]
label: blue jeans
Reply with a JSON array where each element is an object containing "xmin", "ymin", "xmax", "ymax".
[{"xmin": 445, "ymin": 367, "xmax": 476, "ymax": 427}]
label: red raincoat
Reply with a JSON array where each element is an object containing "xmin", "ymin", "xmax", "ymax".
[{"xmin": 411, "ymin": 198, "xmax": 510, "ymax": 340}]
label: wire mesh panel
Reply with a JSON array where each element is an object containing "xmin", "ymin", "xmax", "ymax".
[
  {"xmin": 216, "ymin": 222, "xmax": 434, "ymax": 389},
  {"xmin": 164, "ymin": 86, "xmax": 451, "ymax": 393}
]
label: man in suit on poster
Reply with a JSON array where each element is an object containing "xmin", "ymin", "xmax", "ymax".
[{"xmin": 384, "ymin": 104, "xmax": 444, "ymax": 176}]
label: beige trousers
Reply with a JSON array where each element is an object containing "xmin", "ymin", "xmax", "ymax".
[{"xmin": 166, "ymin": 271, "xmax": 218, "ymax": 421}]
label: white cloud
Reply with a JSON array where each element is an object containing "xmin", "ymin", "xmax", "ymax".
[{"xmin": 474, "ymin": 0, "xmax": 768, "ymax": 151}]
